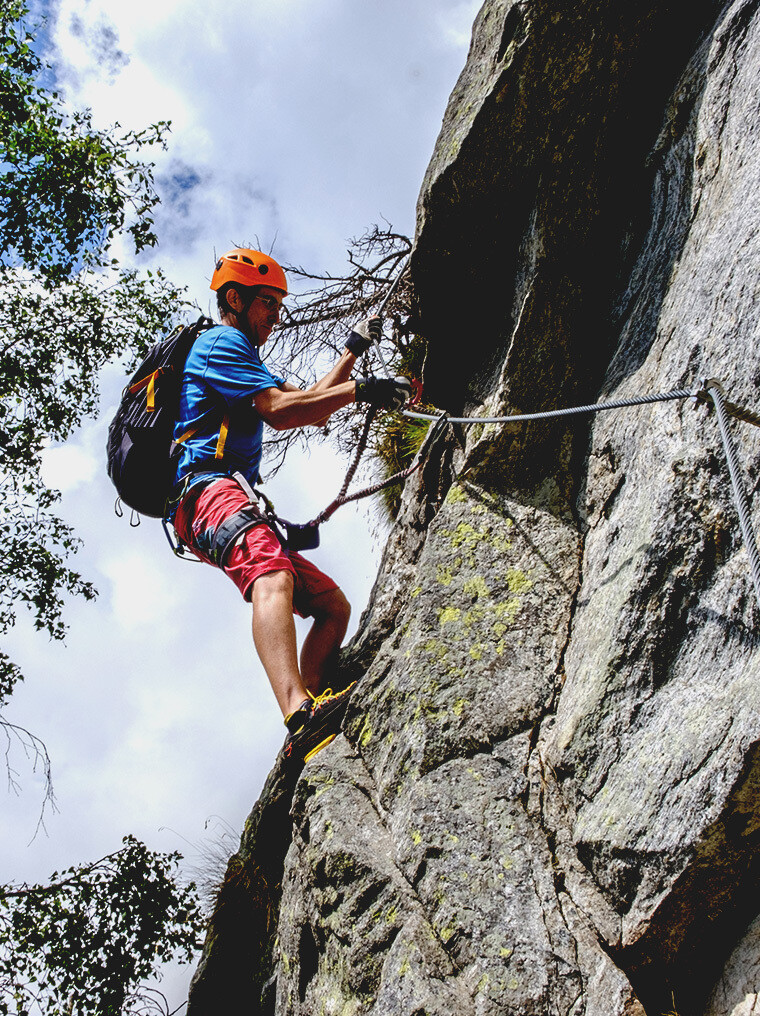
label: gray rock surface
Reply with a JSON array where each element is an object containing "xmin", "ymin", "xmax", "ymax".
[{"xmin": 188, "ymin": 1, "xmax": 760, "ymax": 1013}]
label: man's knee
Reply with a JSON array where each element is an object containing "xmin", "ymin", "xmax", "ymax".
[
  {"xmin": 311, "ymin": 586, "xmax": 351, "ymax": 626},
  {"xmin": 252, "ymin": 568, "xmax": 295, "ymax": 605}
]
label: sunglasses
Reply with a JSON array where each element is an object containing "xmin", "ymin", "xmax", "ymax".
[{"xmin": 253, "ymin": 293, "xmax": 284, "ymax": 313}]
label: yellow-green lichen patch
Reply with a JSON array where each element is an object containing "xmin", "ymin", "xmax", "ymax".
[
  {"xmin": 500, "ymin": 947, "xmax": 513, "ymax": 959},
  {"xmin": 358, "ymin": 716, "xmax": 373, "ymax": 749},
  {"xmin": 385, "ymin": 905, "xmax": 399, "ymax": 924},
  {"xmin": 504, "ymin": 599, "xmax": 522, "ymax": 624},
  {"xmin": 464, "ymin": 603, "xmax": 485, "ymax": 627},
  {"xmin": 411, "ymin": 830, "xmax": 422, "ymax": 845},
  {"xmin": 423, "ymin": 638, "xmax": 449, "ymax": 661},
  {"xmin": 469, "ymin": 644, "xmax": 484, "ymax": 661},
  {"xmin": 436, "ymin": 564, "xmax": 454, "ymax": 586},
  {"xmin": 445, "ymin": 484, "xmax": 467, "ymax": 505},
  {"xmin": 463, "ymin": 575, "xmax": 490, "ymax": 600},
  {"xmin": 312, "ymin": 774, "xmax": 336, "ymax": 799},
  {"xmin": 468, "ymin": 422, "xmax": 485, "ymax": 444},
  {"xmin": 506, "ymin": 568, "xmax": 532, "ymax": 595},
  {"xmin": 477, "ymin": 972, "xmax": 491, "ymax": 993},
  {"xmin": 450, "ymin": 522, "xmax": 482, "ymax": 550},
  {"xmin": 438, "ymin": 606, "xmax": 462, "ymax": 626},
  {"xmin": 439, "ymin": 925, "xmax": 456, "ymax": 943},
  {"xmin": 410, "ymin": 585, "xmax": 422, "ymax": 598},
  {"xmin": 494, "ymin": 597, "xmax": 524, "ymax": 626},
  {"xmin": 453, "ymin": 698, "xmax": 467, "ymax": 716},
  {"xmin": 490, "ymin": 529, "xmax": 514, "ymax": 553}
]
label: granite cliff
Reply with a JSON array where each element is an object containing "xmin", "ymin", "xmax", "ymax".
[{"xmin": 187, "ymin": 1, "xmax": 760, "ymax": 1013}]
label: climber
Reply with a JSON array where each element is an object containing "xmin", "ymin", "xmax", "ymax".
[{"xmin": 168, "ymin": 248, "xmax": 411, "ymax": 761}]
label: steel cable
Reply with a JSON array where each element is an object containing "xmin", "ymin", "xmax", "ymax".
[
  {"xmin": 400, "ymin": 387, "xmax": 698, "ymax": 426},
  {"xmin": 338, "ymin": 261, "xmax": 760, "ymax": 612},
  {"xmin": 705, "ymin": 381, "xmax": 760, "ymax": 610}
]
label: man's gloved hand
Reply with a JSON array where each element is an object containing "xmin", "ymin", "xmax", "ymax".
[
  {"xmin": 346, "ymin": 315, "xmax": 382, "ymax": 357},
  {"xmin": 355, "ymin": 375, "xmax": 413, "ymax": 410}
]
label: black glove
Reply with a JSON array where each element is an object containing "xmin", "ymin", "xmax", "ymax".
[
  {"xmin": 346, "ymin": 315, "xmax": 382, "ymax": 357},
  {"xmin": 355, "ymin": 375, "xmax": 412, "ymax": 410}
]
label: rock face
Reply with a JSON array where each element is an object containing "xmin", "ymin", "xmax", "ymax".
[{"xmin": 188, "ymin": 1, "xmax": 760, "ymax": 1014}]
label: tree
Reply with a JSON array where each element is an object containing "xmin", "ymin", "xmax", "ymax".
[
  {"xmin": 0, "ymin": 1, "xmax": 196, "ymax": 703},
  {"xmin": 0, "ymin": 836, "xmax": 205, "ymax": 1016},
  {"xmin": 0, "ymin": 0, "xmax": 163, "ymax": 281},
  {"xmin": 1, "ymin": 6, "xmax": 202, "ymax": 1010}
]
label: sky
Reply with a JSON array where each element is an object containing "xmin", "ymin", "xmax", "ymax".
[{"xmin": 2, "ymin": 0, "xmax": 480, "ymax": 1007}]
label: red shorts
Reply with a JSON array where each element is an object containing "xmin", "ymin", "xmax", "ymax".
[{"xmin": 174, "ymin": 478, "xmax": 338, "ymax": 616}]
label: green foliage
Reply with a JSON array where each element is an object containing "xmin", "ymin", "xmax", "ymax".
[
  {"xmin": 0, "ymin": 9, "xmax": 205, "ymax": 1011},
  {"xmin": 0, "ymin": 267, "xmax": 193, "ymax": 700},
  {"xmin": 0, "ymin": 836, "xmax": 205, "ymax": 1015},
  {"xmin": 0, "ymin": 4, "xmax": 197, "ymax": 701},
  {"xmin": 0, "ymin": 1, "xmax": 168, "ymax": 282}
]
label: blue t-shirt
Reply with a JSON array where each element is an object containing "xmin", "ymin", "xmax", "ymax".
[{"xmin": 172, "ymin": 324, "xmax": 284, "ymax": 495}]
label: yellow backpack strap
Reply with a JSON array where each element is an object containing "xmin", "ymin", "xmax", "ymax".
[
  {"xmin": 174, "ymin": 424, "xmax": 200, "ymax": 445},
  {"xmin": 215, "ymin": 414, "xmax": 230, "ymax": 460},
  {"xmin": 128, "ymin": 368, "xmax": 163, "ymax": 411}
]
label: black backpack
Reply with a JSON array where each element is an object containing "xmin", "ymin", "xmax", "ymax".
[{"xmin": 107, "ymin": 315, "xmax": 214, "ymax": 518}]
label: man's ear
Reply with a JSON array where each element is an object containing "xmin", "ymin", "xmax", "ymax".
[{"xmin": 225, "ymin": 285, "xmax": 243, "ymax": 312}]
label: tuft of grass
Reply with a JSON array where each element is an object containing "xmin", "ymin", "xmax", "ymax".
[
  {"xmin": 373, "ymin": 413, "xmax": 430, "ymax": 519},
  {"xmin": 370, "ymin": 333, "xmax": 437, "ymax": 520}
]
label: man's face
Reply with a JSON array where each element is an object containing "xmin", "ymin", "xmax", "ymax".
[{"xmin": 246, "ymin": 286, "xmax": 285, "ymax": 346}]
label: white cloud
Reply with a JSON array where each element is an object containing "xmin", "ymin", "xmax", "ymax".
[
  {"xmin": 101, "ymin": 550, "xmax": 182, "ymax": 631},
  {"xmin": 41, "ymin": 442, "xmax": 98, "ymax": 492},
  {"xmin": 47, "ymin": 0, "xmax": 483, "ymax": 293}
]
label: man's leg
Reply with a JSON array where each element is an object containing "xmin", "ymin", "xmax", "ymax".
[
  {"xmin": 251, "ymin": 569, "xmax": 310, "ymax": 718},
  {"xmin": 300, "ymin": 587, "xmax": 351, "ymax": 695}
]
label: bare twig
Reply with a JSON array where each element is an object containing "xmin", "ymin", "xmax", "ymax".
[
  {"xmin": 0, "ymin": 714, "xmax": 56, "ymax": 837},
  {"xmin": 257, "ymin": 225, "xmax": 413, "ymax": 482}
]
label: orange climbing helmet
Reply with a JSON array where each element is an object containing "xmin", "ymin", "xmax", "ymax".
[{"xmin": 210, "ymin": 248, "xmax": 288, "ymax": 295}]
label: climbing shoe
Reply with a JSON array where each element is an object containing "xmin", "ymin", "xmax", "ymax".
[
  {"xmin": 284, "ymin": 698, "xmax": 312, "ymax": 736},
  {"xmin": 283, "ymin": 683, "xmax": 357, "ymax": 764}
]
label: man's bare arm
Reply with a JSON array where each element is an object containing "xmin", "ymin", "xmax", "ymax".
[
  {"xmin": 307, "ymin": 349, "xmax": 358, "ymax": 393},
  {"xmin": 274, "ymin": 349, "xmax": 359, "ymax": 426},
  {"xmin": 254, "ymin": 382, "xmax": 356, "ymax": 431}
]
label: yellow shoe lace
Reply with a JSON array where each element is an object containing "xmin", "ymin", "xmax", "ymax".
[
  {"xmin": 309, "ymin": 687, "xmax": 335, "ymax": 708},
  {"xmin": 309, "ymin": 683, "xmax": 356, "ymax": 710}
]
